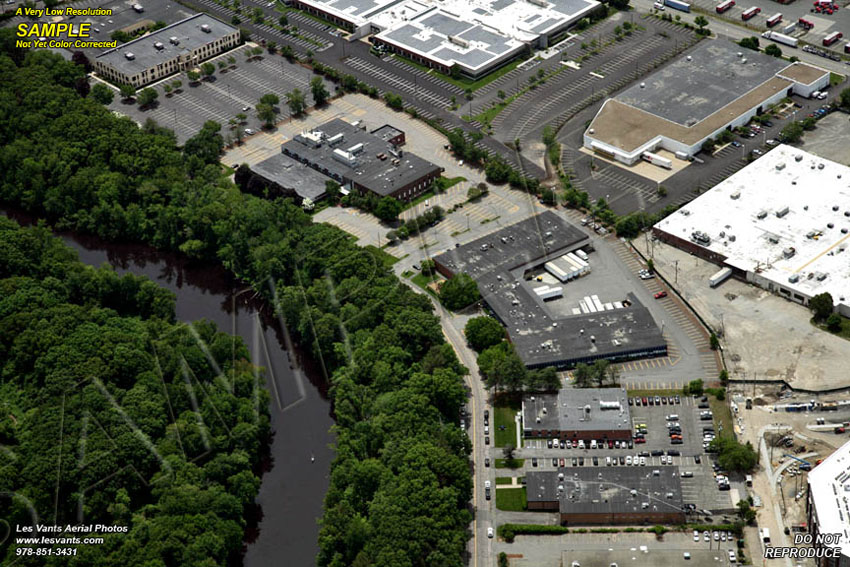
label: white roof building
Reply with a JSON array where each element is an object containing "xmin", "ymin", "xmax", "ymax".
[
  {"xmin": 807, "ymin": 439, "xmax": 850, "ymax": 562},
  {"xmin": 653, "ymin": 145, "xmax": 850, "ymax": 317}
]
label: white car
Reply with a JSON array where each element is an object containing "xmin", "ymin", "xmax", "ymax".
[
  {"xmin": 639, "ymin": 456, "xmax": 647, "ymax": 466},
  {"xmin": 714, "ymin": 531, "xmax": 720, "ymax": 541},
  {"xmin": 485, "ymin": 480, "xmax": 491, "ymax": 489},
  {"xmin": 721, "ymin": 532, "xmax": 727, "ymax": 541},
  {"xmin": 653, "ymin": 0, "xmax": 665, "ymax": 8},
  {"xmin": 729, "ymin": 550, "xmax": 736, "ymax": 562},
  {"xmin": 244, "ymin": 128, "xmax": 255, "ymax": 135},
  {"xmin": 694, "ymin": 530, "xmax": 700, "ymax": 542},
  {"xmin": 626, "ymin": 456, "xmax": 633, "ymax": 466},
  {"xmin": 487, "ymin": 527, "xmax": 494, "ymax": 539}
]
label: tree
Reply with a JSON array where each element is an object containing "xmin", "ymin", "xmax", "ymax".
[
  {"xmin": 383, "ymin": 92, "xmax": 404, "ymax": 111},
  {"xmin": 737, "ymin": 499, "xmax": 757, "ymax": 524},
  {"xmin": 694, "ymin": 15, "xmax": 709, "ymax": 32},
  {"xmin": 780, "ymin": 121, "xmax": 804, "ymax": 143},
  {"xmin": 608, "ymin": 0, "xmax": 630, "ymax": 9},
  {"xmin": 279, "ymin": 14, "xmax": 288, "ymax": 26},
  {"xmin": 502, "ymin": 444, "xmax": 516, "ymax": 461},
  {"xmin": 540, "ymin": 188, "xmax": 556, "ymax": 205},
  {"xmin": 420, "ymin": 259, "xmax": 436, "ymax": 275},
  {"xmin": 256, "ymin": 103, "xmax": 277, "ymax": 128},
  {"xmin": 163, "ymin": 84, "xmax": 173, "ymax": 95},
  {"xmin": 440, "ymin": 273, "xmax": 480, "ymax": 311},
  {"xmin": 477, "ymin": 343, "xmax": 526, "ymax": 392},
  {"xmin": 71, "ymin": 50, "xmax": 92, "ymax": 72},
  {"xmin": 840, "ymin": 88, "xmax": 850, "ymax": 111},
  {"xmin": 280, "ymin": 45, "xmax": 295, "ymax": 60},
  {"xmin": 738, "ymin": 36, "xmax": 760, "ymax": 51},
  {"xmin": 711, "ymin": 437, "xmax": 759, "ymax": 472},
  {"xmin": 91, "ymin": 83, "xmax": 115, "ymax": 105},
  {"xmin": 467, "ymin": 185, "xmax": 483, "ymax": 201},
  {"xmin": 688, "ymin": 378, "xmax": 704, "ymax": 396},
  {"xmin": 464, "ymin": 316, "xmax": 505, "ymax": 352},
  {"xmin": 450, "ymin": 64, "xmax": 461, "ymax": 79},
  {"xmin": 137, "ymin": 87, "xmax": 159, "ymax": 108},
  {"xmin": 119, "ymin": 83, "xmax": 136, "ymax": 100},
  {"xmin": 497, "ymin": 90, "xmax": 506, "ymax": 100},
  {"xmin": 573, "ymin": 363, "xmax": 592, "ymax": 388},
  {"xmin": 827, "ymin": 313, "xmax": 843, "ymax": 332},
  {"xmin": 186, "ymin": 70, "xmax": 201, "ymax": 83},
  {"xmin": 710, "ymin": 332, "xmax": 720, "ymax": 350},
  {"xmin": 527, "ymin": 367, "xmax": 561, "ymax": 391},
  {"xmin": 259, "ymin": 93, "xmax": 280, "ymax": 106},
  {"xmin": 184, "ymin": 121, "xmax": 224, "ymax": 164},
  {"xmin": 311, "ymin": 76, "xmax": 330, "ymax": 106},
  {"xmin": 285, "ymin": 88, "xmax": 307, "ymax": 115},
  {"xmin": 372, "ymin": 197, "xmax": 403, "ymax": 222},
  {"xmin": 200, "ymin": 62, "xmax": 216, "ymax": 80},
  {"xmin": 172, "ymin": 79, "xmax": 182, "ymax": 92},
  {"xmin": 325, "ymin": 180, "xmax": 340, "ymax": 200},
  {"xmin": 810, "ymin": 292, "xmax": 834, "ymax": 321},
  {"xmin": 764, "ymin": 43, "xmax": 782, "ymax": 57},
  {"xmin": 267, "ymin": 40, "xmax": 277, "ymax": 53}
]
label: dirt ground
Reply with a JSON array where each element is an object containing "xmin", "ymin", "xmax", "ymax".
[{"xmin": 648, "ymin": 238, "xmax": 850, "ymax": 391}]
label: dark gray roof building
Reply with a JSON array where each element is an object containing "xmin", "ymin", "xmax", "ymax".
[
  {"xmin": 526, "ymin": 467, "xmax": 685, "ymax": 524},
  {"xmin": 249, "ymin": 153, "xmax": 329, "ymax": 202},
  {"xmin": 93, "ymin": 13, "xmax": 240, "ymax": 87},
  {"xmin": 282, "ymin": 118, "xmax": 442, "ymax": 200},
  {"xmin": 522, "ymin": 388, "xmax": 631, "ymax": 437},
  {"xmin": 432, "ymin": 212, "xmax": 666, "ymax": 368}
]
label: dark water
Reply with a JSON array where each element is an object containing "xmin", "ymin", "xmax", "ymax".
[{"xmin": 1, "ymin": 209, "xmax": 333, "ymax": 567}]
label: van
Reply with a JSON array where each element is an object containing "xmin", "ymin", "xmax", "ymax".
[
  {"xmin": 590, "ymin": 440, "xmax": 597, "ymax": 449},
  {"xmin": 811, "ymin": 91, "xmax": 821, "ymax": 99},
  {"xmin": 682, "ymin": 471, "xmax": 694, "ymax": 478},
  {"xmin": 576, "ymin": 249, "xmax": 589, "ymax": 261},
  {"xmin": 666, "ymin": 414, "xmax": 679, "ymax": 421}
]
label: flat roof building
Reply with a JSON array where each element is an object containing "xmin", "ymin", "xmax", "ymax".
[
  {"xmin": 245, "ymin": 153, "xmax": 330, "ymax": 203},
  {"xmin": 526, "ymin": 467, "xmax": 685, "ymax": 525},
  {"xmin": 281, "ymin": 118, "xmax": 442, "ymax": 201},
  {"xmin": 292, "ymin": 0, "xmax": 598, "ymax": 77},
  {"xmin": 94, "ymin": 13, "xmax": 240, "ymax": 87},
  {"xmin": 807, "ymin": 439, "xmax": 850, "ymax": 566},
  {"xmin": 653, "ymin": 145, "xmax": 850, "ymax": 317},
  {"xmin": 584, "ymin": 40, "xmax": 829, "ymax": 165},
  {"xmin": 432, "ymin": 212, "xmax": 667, "ymax": 369},
  {"xmin": 522, "ymin": 388, "xmax": 632, "ymax": 441}
]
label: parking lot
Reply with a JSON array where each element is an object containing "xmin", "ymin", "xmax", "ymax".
[
  {"xmin": 514, "ymin": 394, "xmax": 738, "ymax": 512},
  {"xmin": 799, "ymin": 110, "xmax": 850, "ymax": 165},
  {"xmin": 685, "ymin": 0, "xmax": 850, "ymax": 57},
  {"xmin": 108, "ymin": 44, "xmax": 333, "ymax": 143},
  {"xmin": 494, "ymin": 530, "xmax": 741, "ymax": 567}
]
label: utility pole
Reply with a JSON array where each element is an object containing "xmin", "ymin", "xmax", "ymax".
[{"xmin": 674, "ymin": 260, "xmax": 679, "ymax": 284}]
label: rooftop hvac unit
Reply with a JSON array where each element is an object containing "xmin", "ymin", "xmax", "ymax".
[
  {"xmin": 730, "ymin": 191, "xmax": 740, "ymax": 200},
  {"xmin": 448, "ymin": 35, "xmax": 469, "ymax": 48},
  {"xmin": 154, "ymin": 41, "xmax": 164, "ymax": 50},
  {"xmin": 783, "ymin": 247, "xmax": 796, "ymax": 258},
  {"xmin": 125, "ymin": 52, "xmax": 135, "ymax": 60},
  {"xmin": 133, "ymin": 3, "xmax": 144, "ymax": 12},
  {"xmin": 776, "ymin": 162, "xmax": 786, "ymax": 171},
  {"xmin": 347, "ymin": 142, "xmax": 364, "ymax": 154},
  {"xmin": 788, "ymin": 274, "xmax": 800, "ymax": 283},
  {"xmin": 776, "ymin": 206, "xmax": 790, "ymax": 218},
  {"xmin": 326, "ymin": 132, "xmax": 344, "ymax": 146},
  {"xmin": 169, "ymin": 36, "xmax": 179, "ymax": 45},
  {"xmin": 757, "ymin": 210, "xmax": 767, "ymax": 219},
  {"xmin": 528, "ymin": 0, "xmax": 549, "ymax": 6},
  {"xmin": 816, "ymin": 272, "xmax": 827, "ymax": 281},
  {"xmin": 200, "ymin": 24, "xmax": 211, "ymax": 33}
]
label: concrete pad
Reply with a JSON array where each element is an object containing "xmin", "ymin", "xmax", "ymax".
[{"xmin": 579, "ymin": 146, "xmax": 690, "ymax": 183}]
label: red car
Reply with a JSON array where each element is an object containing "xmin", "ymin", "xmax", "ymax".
[
  {"xmin": 607, "ymin": 440, "xmax": 614, "ymax": 448},
  {"xmin": 571, "ymin": 439, "xmax": 578, "ymax": 448},
  {"xmin": 642, "ymin": 396, "xmax": 648, "ymax": 405},
  {"xmin": 654, "ymin": 291, "xmax": 668, "ymax": 299},
  {"xmin": 634, "ymin": 437, "xmax": 646, "ymax": 444},
  {"xmin": 559, "ymin": 458, "xmax": 566, "ymax": 467}
]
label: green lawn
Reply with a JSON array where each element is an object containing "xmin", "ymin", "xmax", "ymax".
[
  {"xmin": 812, "ymin": 315, "xmax": 850, "ymax": 341},
  {"xmin": 495, "ymin": 487, "xmax": 527, "ymax": 511},
  {"xmin": 626, "ymin": 388, "xmax": 683, "ymax": 398},
  {"xmin": 410, "ymin": 272, "xmax": 440, "ymax": 296},
  {"xmin": 495, "ymin": 477, "xmax": 514, "ymax": 485},
  {"xmin": 401, "ymin": 189, "xmax": 435, "ymax": 211},
  {"xmin": 391, "ymin": 54, "xmax": 526, "ymax": 92},
  {"xmin": 436, "ymin": 176, "xmax": 466, "ymax": 190},
  {"xmin": 494, "ymin": 403, "xmax": 519, "ymax": 448},
  {"xmin": 494, "ymin": 458, "xmax": 524, "ymax": 469},
  {"xmin": 364, "ymin": 245, "xmax": 400, "ymax": 268},
  {"xmin": 709, "ymin": 395, "xmax": 734, "ymax": 439}
]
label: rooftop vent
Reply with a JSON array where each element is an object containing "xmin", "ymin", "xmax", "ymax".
[
  {"xmin": 169, "ymin": 36, "xmax": 179, "ymax": 45},
  {"xmin": 154, "ymin": 41, "xmax": 164, "ymax": 50},
  {"xmin": 200, "ymin": 24, "xmax": 211, "ymax": 33},
  {"xmin": 124, "ymin": 52, "xmax": 135, "ymax": 60}
]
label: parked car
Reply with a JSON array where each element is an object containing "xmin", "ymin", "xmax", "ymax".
[
  {"xmin": 487, "ymin": 527, "xmax": 494, "ymax": 539},
  {"xmin": 552, "ymin": 458, "xmax": 558, "ymax": 467},
  {"xmin": 654, "ymin": 291, "xmax": 668, "ymax": 299},
  {"xmin": 532, "ymin": 457, "xmax": 538, "ymax": 467},
  {"xmin": 485, "ymin": 457, "xmax": 490, "ymax": 467}
]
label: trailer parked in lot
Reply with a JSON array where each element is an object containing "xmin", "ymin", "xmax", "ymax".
[
  {"xmin": 742, "ymin": 6, "xmax": 760, "ymax": 19},
  {"xmin": 642, "ymin": 151, "xmax": 673, "ymax": 169},
  {"xmin": 709, "ymin": 267, "xmax": 733, "ymax": 288},
  {"xmin": 766, "ymin": 12, "xmax": 783, "ymax": 27},
  {"xmin": 761, "ymin": 30, "xmax": 798, "ymax": 47},
  {"xmin": 664, "ymin": 0, "xmax": 691, "ymax": 12}
]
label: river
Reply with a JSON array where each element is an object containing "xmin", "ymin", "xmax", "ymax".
[{"xmin": 1, "ymin": 209, "xmax": 333, "ymax": 567}]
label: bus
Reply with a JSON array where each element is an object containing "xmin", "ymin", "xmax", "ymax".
[
  {"xmin": 742, "ymin": 6, "xmax": 760, "ymax": 19},
  {"xmin": 766, "ymin": 13, "xmax": 782, "ymax": 26},
  {"xmin": 798, "ymin": 17, "xmax": 814, "ymax": 30},
  {"xmin": 823, "ymin": 31, "xmax": 843, "ymax": 46},
  {"xmin": 716, "ymin": 0, "xmax": 735, "ymax": 13}
]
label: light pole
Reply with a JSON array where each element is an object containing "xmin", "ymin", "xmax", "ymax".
[{"xmin": 674, "ymin": 260, "xmax": 679, "ymax": 284}]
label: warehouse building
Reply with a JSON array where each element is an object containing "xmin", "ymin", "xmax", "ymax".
[
  {"xmin": 653, "ymin": 145, "xmax": 850, "ymax": 317},
  {"xmin": 584, "ymin": 40, "xmax": 829, "ymax": 165},
  {"xmin": 279, "ymin": 118, "xmax": 442, "ymax": 201},
  {"xmin": 94, "ymin": 13, "xmax": 240, "ymax": 87},
  {"xmin": 522, "ymin": 388, "xmax": 632, "ymax": 441},
  {"xmin": 526, "ymin": 467, "xmax": 685, "ymax": 525},
  {"xmin": 806, "ymin": 439, "xmax": 850, "ymax": 566},
  {"xmin": 291, "ymin": 0, "xmax": 599, "ymax": 77},
  {"xmin": 432, "ymin": 212, "xmax": 667, "ymax": 369}
]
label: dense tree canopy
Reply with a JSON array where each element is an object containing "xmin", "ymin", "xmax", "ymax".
[
  {"xmin": 0, "ymin": 218, "xmax": 269, "ymax": 566},
  {"xmin": 439, "ymin": 273, "xmax": 481, "ymax": 310},
  {"xmin": 464, "ymin": 316, "xmax": 505, "ymax": 352},
  {"xmin": 0, "ymin": 48, "xmax": 473, "ymax": 566}
]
